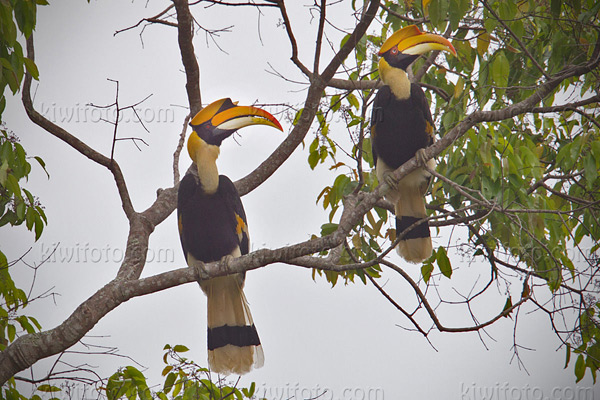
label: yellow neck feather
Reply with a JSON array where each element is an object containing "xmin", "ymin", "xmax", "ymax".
[
  {"xmin": 188, "ymin": 133, "xmax": 220, "ymax": 194},
  {"xmin": 378, "ymin": 58, "xmax": 411, "ymax": 100}
]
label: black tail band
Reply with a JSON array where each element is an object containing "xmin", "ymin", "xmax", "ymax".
[
  {"xmin": 396, "ymin": 216, "xmax": 430, "ymax": 240},
  {"xmin": 208, "ymin": 325, "xmax": 261, "ymax": 350}
]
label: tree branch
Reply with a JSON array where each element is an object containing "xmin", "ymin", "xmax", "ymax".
[
  {"xmin": 21, "ymin": 36, "xmax": 136, "ymax": 220},
  {"xmin": 114, "ymin": 4, "xmax": 177, "ymax": 36},
  {"xmin": 173, "ymin": 114, "xmax": 191, "ymax": 185},
  {"xmin": 276, "ymin": 0, "xmax": 312, "ymax": 77},
  {"xmin": 313, "ymin": 0, "xmax": 327, "ymax": 74},
  {"xmin": 234, "ymin": 0, "xmax": 381, "ymax": 195},
  {"xmin": 173, "ymin": 0, "xmax": 202, "ymax": 116}
]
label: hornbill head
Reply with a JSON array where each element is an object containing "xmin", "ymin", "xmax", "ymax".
[
  {"xmin": 187, "ymin": 98, "xmax": 283, "ymax": 163},
  {"xmin": 378, "ymin": 25, "xmax": 456, "ymax": 72}
]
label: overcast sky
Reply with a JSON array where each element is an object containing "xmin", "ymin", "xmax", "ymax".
[{"xmin": 3, "ymin": 1, "xmax": 597, "ymax": 399}]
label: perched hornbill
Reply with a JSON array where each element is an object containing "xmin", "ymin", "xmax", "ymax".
[
  {"xmin": 177, "ymin": 98, "xmax": 282, "ymax": 375},
  {"xmin": 371, "ymin": 25, "xmax": 456, "ymax": 263}
]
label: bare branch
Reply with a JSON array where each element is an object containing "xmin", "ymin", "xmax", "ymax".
[
  {"xmin": 313, "ymin": 0, "xmax": 327, "ymax": 74},
  {"xmin": 114, "ymin": 4, "xmax": 177, "ymax": 36},
  {"xmin": 383, "ymin": 260, "xmax": 532, "ymax": 333},
  {"xmin": 235, "ymin": 0, "xmax": 381, "ymax": 195},
  {"xmin": 173, "ymin": 0, "xmax": 202, "ymax": 115},
  {"xmin": 276, "ymin": 0, "xmax": 312, "ymax": 77},
  {"xmin": 201, "ymin": 0, "xmax": 280, "ymax": 7},
  {"xmin": 174, "ymin": 114, "xmax": 191, "ymax": 185},
  {"xmin": 21, "ymin": 36, "xmax": 136, "ymax": 220}
]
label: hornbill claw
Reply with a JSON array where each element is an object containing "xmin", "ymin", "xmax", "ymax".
[
  {"xmin": 383, "ymin": 171, "xmax": 399, "ymax": 190},
  {"xmin": 415, "ymin": 148, "xmax": 429, "ymax": 168}
]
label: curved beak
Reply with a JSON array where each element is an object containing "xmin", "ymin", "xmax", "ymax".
[
  {"xmin": 211, "ymin": 104, "xmax": 283, "ymax": 132},
  {"xmin": 190, "ymin": 98, "xmax": 282, "ymax": 146},
  {"xmin": 378, "ymin": 25, "xmax": 456, "ymax": 57}
]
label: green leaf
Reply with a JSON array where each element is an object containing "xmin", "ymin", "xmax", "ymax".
[
  {"xmin": 565, "ymin": 343, "xmax": 571, "ymax": 369},
  {"xmin": 34, "ymin": 214, "xmax": 44, "ymax": 240},
  {"xmin": 17, "ymin": 315, "xmax": 34, "ymax": 333},
  {"xmin": 16, "ymin": 199, "xmax": 26, "ymax": 220},
  {"xmin": 320, "ymin": 222, "xmax": 338, "ymax": 236},
  {"xmin": 502, "ymin": 296, "xmax": 513, "ymax": 317},
  {"xmin": 28, "ymin": 316, "xmax": 42, "ymax": 330},
  {"xmin": 23, "ymin": 57, "xmax": 39, "ymax": 80},
  {"xmin": 421, "ymin": 263, "xmax": 434, "ymax": 283},
  {"xmin": 477, "ymin": 33, "xmax": 490, "ymax": 57},
  {"xmin": 163, "ymin": 372, "xmax": 176, "ymax": 394},
  {"xmin": 25, "ymin": 207, "xmax": 34, "ymax": 230},
  {"xmin": 0, "ymin": 160, "xmax": 8, "ymax": 185},
  {"xmin": 584, "ymin": 154, "xmax": 597, "ymax": 188},
  {"xmin": 436, "ymin": 247, "xmax": 452, "ymax": 278},
  {"xmin": 448, "ymin": 0, "xmax": 465, "ymax": 31},
  {"xmin": 37, "ymin": 385, "xmax": 61, "ymax": 393},
  {"xmin": 575, "ymin": 354, "xmax": 586, "ymax": 382},
  {"xmin": 172, "ymin": 344, "xmax": 189, "ymax": 353},
  {"xmin": 7, "ymin": 323, "xmax": 16, "ymax": 342},
  {"xmin": 247, "ymin": 382, "xmax": 256, "ymax": 397},
  {"xmin": 347, "ymin": 92, "xmax": 359, "ymax": 110},
  {"xmin": 428, "ymin": 0, "xmax": 448, "ymax": 31},
  {"xmin": 330, "ymin": 94, "xmax": 341, "ymax": 112},
  {"xmin": 551, "ymin": 0, "xmax": 562, "ymax": 18},
  {"xmin": 161, "ymin": 365, "xmax": 173, "ymax": 377},
  {"xmin": 5, "ymin": 174, "xmax": 21, "ymax": 198},
  {"xmin": 292, "ymin": 108, "xmax": 304, "ymax": 125},
  {"xmin": 491, "ymin": 52, "xmax": 509, "ymax": 91}
]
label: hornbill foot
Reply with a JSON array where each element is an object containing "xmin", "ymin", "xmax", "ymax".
[
  {"xmin": 415, "ymin": 148, "xmax": 429, "ymax": 168},
  {"xmin": 219, "ymin": 254, "xmax": 235, "ymax": 271},
  {"xmin": 383, "ymin": 171, "xmax": 399, "ymax": 190},
  {"xmin": 193, "ymin": 261, "xmax": 209, "ymax": 281}
]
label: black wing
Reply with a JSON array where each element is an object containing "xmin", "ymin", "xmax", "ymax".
[
  {"xmin": 370, "ymin": 84, "xmax": 433, "ymax": 170},
  {"xmin": 410, "ymin": 83, "xmax": 435, "ymax": 145},
  {"xmin": 177, "ymin": 173, "xmax": 246, "ymax": 263},
  {"xmin": 219, "ymin": 175, "xmax": 250, "ymax": 256},
  {"xmin": 370, "ymin": 85, "xmax": 393, "ymax": 167}
]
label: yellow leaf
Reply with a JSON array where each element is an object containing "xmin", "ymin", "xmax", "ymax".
[
  {"xmin": 423, "ymin": 0, "xmax": 432, "ymax": 16},
  {"xmin": 477, "ymin": 33, "xmax": 490, "ymax": 56},
  {"xmin": 454, "ymin": 76, "xmax": 464, "ymax": 99}
]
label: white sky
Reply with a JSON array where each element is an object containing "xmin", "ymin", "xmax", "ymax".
[{"xmin": 2, "ymin": 1, "xmax": 597, "ymax": 399}]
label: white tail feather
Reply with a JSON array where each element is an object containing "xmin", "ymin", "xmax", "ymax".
[{"xmin": 200, "ymin": 275, "xmax": 263, "ymax": 375}]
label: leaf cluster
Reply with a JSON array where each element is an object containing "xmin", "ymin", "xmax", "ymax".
[
  {"xmin": 304, "ymin": 0, "xmax": 600, "ymax": 382},
  {"xmin": 0, "ymin": 0, "xmax": 45, "ymax": 120},
  {"xmin": 104, "ymin": 345, "xmax": 258, "ymax": 400},
  {"xmin": 0, "ymin": 128, "xmax": 46, "ymax": 399}
]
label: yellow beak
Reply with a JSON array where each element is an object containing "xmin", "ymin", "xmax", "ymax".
[
  {"xmin": 190, "ymin": 98, "xmax": 282, "ymax": 136},
  {"xmin": 379, "ymin": 25, "xmax": 456, "ymax": 57}
]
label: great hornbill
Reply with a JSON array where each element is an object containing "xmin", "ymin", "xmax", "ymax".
[
  {"xmin": 177, "ymin": 98, "xmax": 282, "ymax": 375},
  {"xmin": 371, "ymin": 25, "xmax": 456, "ymax": 263}
]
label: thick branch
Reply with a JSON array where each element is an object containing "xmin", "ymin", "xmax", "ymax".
[
  {"xmin": 0, "ymin": 215, "xmax": 153, "ymax": 385},
  {"xmin": 172, "ymin": 0, "xmax": 202, "ymax": 116}
]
